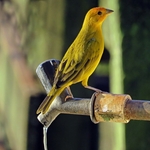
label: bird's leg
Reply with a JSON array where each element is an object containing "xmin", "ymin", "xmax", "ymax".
[
  {"xmin": 66, "ymin": 86, "xmax": 73, "ymax": 97},
  {"xmin": 84, "ymin": 85, "xmax": 102, "ymax": 93},
  {"xmin": 82, "ymin": 79, "xmax": 102, "ymax": 93},
  {"xmin": 65, "ymin": 86, "xmax": 74, "ymax": 101},
  {"xmin": 84, "ymin": 85, "xmax": 103, "ymax": 98}
]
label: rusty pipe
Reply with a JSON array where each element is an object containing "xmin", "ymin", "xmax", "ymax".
[
  {"xmin": 36, "ymin": 59, "xmax": 150, "ymax": 127},
  {"xmin": 124, "ymin": 100, "xmax": 150, "ymax": 121},
  {"xmin": 92, "ymin": 93, "xmax": 150, "ymax": 122}
]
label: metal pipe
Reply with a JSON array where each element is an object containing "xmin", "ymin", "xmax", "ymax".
[
  {"xmin": 92, "ymin": 92, "xmax": 132, "ymax": 123},
  {"xmin": 36, "ymin": 59, "xmax": 150, "ymax": 127},
  {"xmin": 124, "ymin": 100, "xmax": 150, "ymax": 121}
]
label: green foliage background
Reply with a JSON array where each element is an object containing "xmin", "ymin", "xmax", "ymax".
[{"xmin": 120, "ymin": 0, "xmax": 150, "ymax": 150}]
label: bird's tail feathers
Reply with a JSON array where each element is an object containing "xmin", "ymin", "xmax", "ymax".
[
  {"xmin": 36, "ymin": 86, "xmax": 64, "ymax": 114},
  {"xmin": 36, "ymin": 95, "xmax": 53, "ymax": 114}
]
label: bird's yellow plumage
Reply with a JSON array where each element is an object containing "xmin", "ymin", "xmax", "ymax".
[{"xmin": 37, "ymin": 7, "xmax": 113, "ymax": 114}]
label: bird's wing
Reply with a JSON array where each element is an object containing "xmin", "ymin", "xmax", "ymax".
[
  {"xmin": 53, "ymin": 55, "xmax": 83, "ymax": 88},
  {"xmin": 53, "ymin": 37, "xmax": 100, "ymax": 88}
]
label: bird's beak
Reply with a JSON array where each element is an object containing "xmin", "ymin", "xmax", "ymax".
[{"xmin": 106, "ymin": 9, "xmax": 114, "ymax": 14}]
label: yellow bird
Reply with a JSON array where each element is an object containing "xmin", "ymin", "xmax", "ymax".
[{"xmin": 37, "ymin": 7, "xmax": 113, "ymax": 114}]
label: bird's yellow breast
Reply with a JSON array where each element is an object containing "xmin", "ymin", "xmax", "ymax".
[{"xmin": 69, "ymin": 28, "xmax": 104, "ymax": 83}]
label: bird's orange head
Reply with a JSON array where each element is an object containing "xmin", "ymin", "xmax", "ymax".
[{"xmin": 83, "ymin": 7, "xmax": 113, "ymax": 28}]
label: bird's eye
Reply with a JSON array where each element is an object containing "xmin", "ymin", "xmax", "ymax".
[{"xmin": 98, "ymin": 11, "xmax": 102, "ymax": 15}]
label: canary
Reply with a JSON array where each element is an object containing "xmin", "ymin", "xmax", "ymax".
[{"xmin": 37, "ymin": 7, "xmax": 113, "ymax": 114}]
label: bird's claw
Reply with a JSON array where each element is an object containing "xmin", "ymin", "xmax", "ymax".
[{"xmin": 65, "ymin": 95, "xmax": 73, "ymax": 101}]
